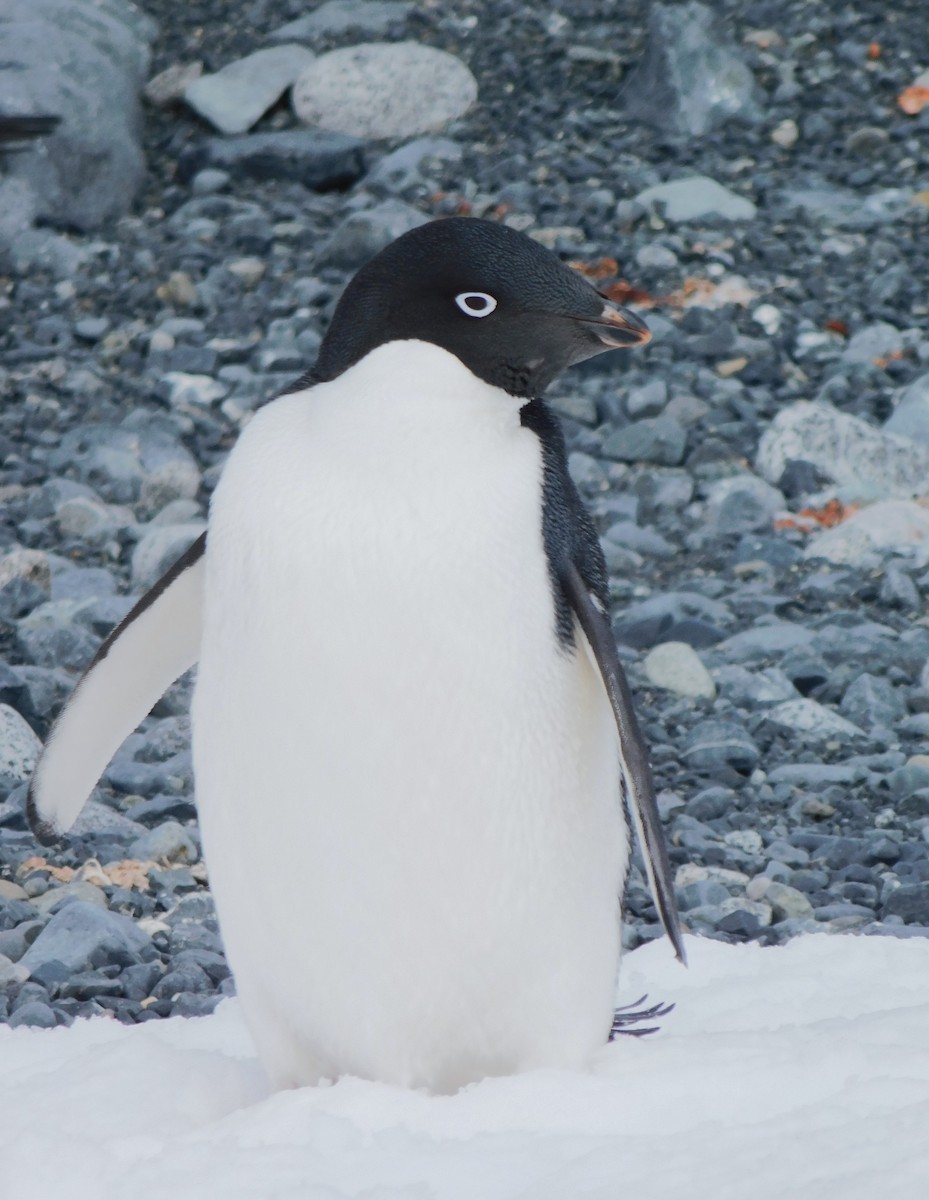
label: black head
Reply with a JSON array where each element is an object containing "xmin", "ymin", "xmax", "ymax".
[{"xmin": 308, "ymin": 217, "xmax": 650, "ymax": 398}]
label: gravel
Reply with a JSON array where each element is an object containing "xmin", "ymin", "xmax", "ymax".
[{"xmin": 2, "ymin": 0, "xmax": 929, "ymax": 1027}]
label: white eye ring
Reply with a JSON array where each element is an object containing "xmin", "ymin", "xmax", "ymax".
[{"xmin": 455, "ymin": 291, "xmax": 497, "ymax": 317}]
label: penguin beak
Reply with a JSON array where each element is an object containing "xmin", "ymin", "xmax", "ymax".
[{"xmin": 577, "ymin": 300, "xmax": 652, "ymax": 349}]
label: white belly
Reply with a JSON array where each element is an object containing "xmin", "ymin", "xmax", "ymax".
[{"xmin": 192, "ymin": 342, "xmax": 627, "ymax": 1091}]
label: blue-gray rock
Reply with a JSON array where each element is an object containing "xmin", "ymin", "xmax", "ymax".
[
  {"xmin": 176, "ymin": 131, "xmax": 365, "ymax": 190},
  {"xmin": 644, "ymin": 642, "xmax": 716, "ymax": 699},
  {"xmin": 879, "ymin": 565, "xmax": 920, "ymax": 611},
  {"xmin": 805, "ymin": 501, "xmax": 929, "ymax": 566},
  {"xmin": 883, "ymin": 373, "xmax": 929, "ymax": 446},
  {"xmin": 20, "ymin": 901, "xmax": 154, "ymax": 975},
  {"xmin": 717, "ymin": 621, "xmax": 815, "ymax": 661},
  {"xmin": 886, "ymin": 762, "xmax": 929, "ymax": 800},
  {"xmin": 68, "ymin": 799, "xmax": 148, "ymax": 842},
  {"xmin": 704, "ymin": 475, "xmax": 785, "ymax": 535},
  {"xmin": 883, "ymin": 883, "xmax": 929, "ymax": 924},
  {"xmin": 292, "ymin": 42, "xmax": 478, "ymax": 140},
  {"xmin": 152, "ymin": 961, "xmax": 212, "ymax": 1000},
  {"xmin": 368, "ymin": 137, "xmax": 462, "ymax": 189},
  {"xmin": 601, "ymin": 417, "xmax": 686, "ymax": 466},
  {"xmin": 317, "ymin": 200, "xmax": 429, "ymax": 270},
  {"xmin": 128, "ymin": 821, "xmax": 199, "ymax": 865},
  {"xmin": 184, "ymin": 45, "xmax": 315, "ymax": 135},
  {"xmin": 268, "ymin": 0, "xmax": 412, "ymax": 41},
  {"xmin": 0, "ymin": 0, "xmax": 156, "ymax": 230},
  {"xmin": 682, "ymin": 720, "xmax": 759, "ymax": 773},
  {"xmin": 603, "ymin": 522, "xmax": 675, "ymax": 559},
  {"xmin": 841, "ymin": 322, "xmax": 906, "ymax": 365},
  {"xmin": 839, "ymin": 673, "xmax": 907, "ymax": 731},
  {"xmin": 685, "ymin": 787, "xmax": 734, "ymax": 821},
  {"xmin": 15, "ymin": 620, "xmax": 100, "ymax": 672},
  {"xmin": 634, "ymin": 176, "xmax": 757, "ymax": 223},
  {"xmin": 8, "ymin": 1000, "xmax": 58, "ymax": 1029},
  {"xmin": 620, "ymin": 1, "xmax": 760, "ymax": 137}
]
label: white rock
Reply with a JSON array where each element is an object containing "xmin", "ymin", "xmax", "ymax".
[
  {"xmin": 0, "ymin": 702, "xmax": 42, "ymax": 782},
  {"xmin": 766, "ymin": 698, "xmax": 864, "ymax": 740},
  {"xmin": 292, "ymin": 42, "xmax": 477, "ymax": 139},
  {"xmin": 752, "ymin": 304, "xmax": 782, "ymax": 335},
  {"xmin": 675, "ymin": 863, "xmax": 750, "ymax": 889},
  {"xmin": 0, "ymin": 547, "xmax": 50, "ymax": 591},
  {"xmin": 756, "ymin": 401, "xmax": 929, "ymax": 500},
  {"xmin": 804, "ymin": 500, "xmax": 929, "ymax": 565},
  {"xmin": 162, "ymin": 372, "xmax": 229, "ymax": 410},
  {"xmin": 634, "ymin": 175, "xmax": 757, "ymax": 223},
  {"xmin": 55, "ymin": 495, "xmax": 134, "ymax": 541},
  {"xmin": 184, "ymin": 45, "xmax": 316, "ymax": 135},
  {"xmin": 771, "ymin": 118, "xmax": 799, "ymax": 148},
  {"xmin": 644, "ymin": 642, "xmax": 716, "ymax": 699},
  {"xmin": 723, "ymin": 829, "xmax": 763, "ymax": 855}
]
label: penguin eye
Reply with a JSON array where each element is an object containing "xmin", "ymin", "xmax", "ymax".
[{"xmin": 455, "ymin": 292, "xmax": 497, "ymax": 318}]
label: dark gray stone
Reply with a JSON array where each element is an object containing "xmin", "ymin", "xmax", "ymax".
[
  {"xmin": 620, "ymin": 1, "xmax": 760, "ymax": 137},
  {"xmin": 682, "ymin": 720, "xmax": 760, "ymax": 774},
  {"xmin": 601, "ymin": 417, "xmax": 687, "ymax": 466},
  {"xmin": 883, "ymin": 883, "xmax": 929, "ymax": 924},
  {"xmin": 177, "ymin": 131, "xmax": 365, "ymax": 191}
]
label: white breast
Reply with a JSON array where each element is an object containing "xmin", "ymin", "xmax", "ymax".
[{"xmin": 193, "ymin": 341, "xmax": 627, "ymax": 1092}]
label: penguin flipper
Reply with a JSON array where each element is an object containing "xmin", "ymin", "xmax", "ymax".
[
  {"xmin": 26, "ymin": 533, "xmax": 206, "ymax": 844},
  {"xmin": 562, "ymin": 561, "xmax": 687, "ymax": 965}
]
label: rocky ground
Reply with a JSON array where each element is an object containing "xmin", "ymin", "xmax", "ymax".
[{"xmin": 3, "ymin": 0, "xmax": 929, "ymax": 1029}]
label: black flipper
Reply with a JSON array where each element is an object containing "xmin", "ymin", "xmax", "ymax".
[{"xmin": 563, "ymin": 560, "xmax": 687, "ymax": 964}]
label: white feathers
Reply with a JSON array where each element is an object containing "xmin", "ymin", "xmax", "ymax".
[
  {"xmin": 29, "ymin": 547, "xmax": 204, "ymax": 838},
  {"xmin": 192, "ymin": 341, "xmax": 628, "ymax": 1092}
]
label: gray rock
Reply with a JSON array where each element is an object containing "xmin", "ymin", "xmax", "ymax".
[
  {"xmin": 317, "ymin": 200, "xmax": 429, "ymax": 269},
  {"xmin": 161, "ymin": 372, "xmax": 229, "ymax": 410},
  {"xmin": 603, "ymin": 522, "xmax": 675, "ymax": 558},
  {"xmin": 0, "ymin": 704, "xmax": 41, "ymax": 782},
  {"xmin": 8, "ymin": 1001, "xmax": 58, "ymax": 1029},
  {"xmin": 880, "ymin": 565, "xmax": 920, "ymax": 610},
  {"xmin": 766, "ymin": 699, "xmax": 864, "ymax": 741},
  {"xmin": 842, "ymin": 322, "xmax": 906, "ymax": 365},
  {"xmin": 601, "ymin": 417, "xmax": 686, "ymax": 465},
  {"xmin": 0, "ymin": 952, "xmax": 29, "ymax": 988},
  {"xmin": 31, "ymin": 879, "xmax": 109, "ymax": 917},
  {"xmin": 184, "ymin": 45, "xmax": 315, "ymax": 135},
  {"xmin": 268, "ymin": 0, "xmax": 412, "ymax": 41},
  {"xmin": 883, "ymin": 883, "xmax": 929, "ymax": 924},
  {"xmin": 177, "ymin": 130, "xmax": 365, "ymax": 190},
  {"xmin": 20, "ymin": 901, "xmax": 153, "ymax": 975},
  {"xmin": 55, "ymin": 495, "xmax": 135, "ymax": 542},
  {"xmin": 620, "ymin": 1, "xmax": 760, "ymax": 137},
  {"xmin": 839, "ymin": 674, "xmax": 906, "ymax": 731},
  {"xmin": 682, "ymin": 719, "xmax": 760, "ymax": 773},
  {"xmin": 69, "ymin": 799, "xmax": 148, "ymax": 841},
  {"xmin": 704, "ymin": 474, "xmax": 785, "ymax": 535},
  {"xmin": 368, "ymin": 136, "xmax": 462, "ymax": 189},
  {"xmin": 624, "ymin": 379, "xmax": 668, "ymax": 419},
  {"xmin": 292, "ymin": 42, "xmax": 478, "ymax": 140},
  {"xmin": 884, "ymin": 373, "xmax": 929, "ymax": 446},
  {"xmin": 713, "ymin": 665, "xmax": 799, "ymax": 706},
  {"xmin": 717, "ymin": 621, "xmax": 815, "ymax": 660},
  {"xmin": 757, "ymin": 402, "xmax": 929, "ymax": 502},
  {"xmin": 130, "ymin": 523, "xmax": 206, "ymax": 591},
  {"xmin": 644, "ymin": 642, "xmax": 716, "ymax": 699},
  {"xmin": 634, "ymin": 243, "xmax": 679, "ymax": 272},
  {"xmin": 677, "ymin": 879, "xmax": 729, "ymax": 910},
  {"xmin": 634, "ymin": 176, "xmax": 756, "ymax": 223},
  {"xmin": 805, "ymin": 501, "xmax": 929, "ymax": 566},
  {"xmin": 144, "ymin": 61, "xmax": 204, "ymax": 107},
  {"xmin": 16, "ymin": 618, "xmax": 100, "ymax": 672},
  {"xmin": 0, "ymin": 0, "xmax": 156, "ymax": 230},
  {"xmin": 50, "ymin": 420, "xmax": 201, "ymax": 507},
  {"xmin": 129, "ymin": 821, "xmax": 199, "ymax": 865},
  {"xmin": 685, "ymin": 787, "xmax": 735, "ymax": 821}
]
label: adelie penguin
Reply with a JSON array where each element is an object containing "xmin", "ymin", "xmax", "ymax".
[{"xmin": 28, "ymin": 217, "xmax": 685, "ymax": 1093}]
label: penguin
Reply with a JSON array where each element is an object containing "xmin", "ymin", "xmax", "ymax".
[{"xmin": 28, "ymin": 217, "xmax": 684, "ymax": 1093}]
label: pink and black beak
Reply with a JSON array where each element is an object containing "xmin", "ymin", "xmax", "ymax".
[{"xmin": 577, "ymin": 298, "xmax": 652, "ymax": 349}]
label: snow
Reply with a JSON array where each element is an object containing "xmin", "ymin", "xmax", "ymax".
[{"xmin": 4, "ymin": 934, "xmax": 929, "ymax": 1199}]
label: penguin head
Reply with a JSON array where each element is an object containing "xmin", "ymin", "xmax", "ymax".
[{"xmin": 311, "ymin": 217, "xmax": 650, "ymax": 397}]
